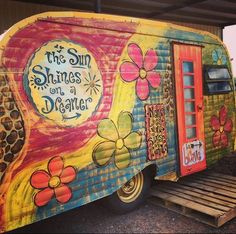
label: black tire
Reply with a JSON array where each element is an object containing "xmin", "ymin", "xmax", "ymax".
[{"xmin": 103, "ymin": 168, "xmax": 153, "ymax": 214}]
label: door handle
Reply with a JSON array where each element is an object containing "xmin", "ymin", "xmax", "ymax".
[{"xmin": 197, "ymin": 104, "xmax": 203, "ymax": 111}]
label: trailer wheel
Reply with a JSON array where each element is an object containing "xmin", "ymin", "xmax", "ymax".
[{"xmin": 104, "ymin": 169, "xmax": 152, "ymax": 214}]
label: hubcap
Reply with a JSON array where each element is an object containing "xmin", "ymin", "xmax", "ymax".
[{"xmin": 117, "ymin": 172, "xmax": 144, "ymax": 203}]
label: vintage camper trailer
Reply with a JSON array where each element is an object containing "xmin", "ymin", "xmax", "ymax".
[{"xmin": 0, "ymin": 12, "xmax": 235, "ymax": 232}]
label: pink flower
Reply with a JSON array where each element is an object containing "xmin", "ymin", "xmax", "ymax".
[
  {"xmin": 210, "ymin": 106, "xmax": 233, "ymax": 148},
  {"xmin": 30, "ymin": 156, "xmax": 76, "ymax": 207},
  {"xmin": 120, "ymin": 43, "xmax": 161, "ymax": 100}
]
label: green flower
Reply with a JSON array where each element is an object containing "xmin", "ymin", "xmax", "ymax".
[
  {"xmin": 212, "ymin": 49, "xmax": 227, "ymax": 65},
  {"xmin": 92, "ymin": 112, "xmax": 142, "ymax": 169}
]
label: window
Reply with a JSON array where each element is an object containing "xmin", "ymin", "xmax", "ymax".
[
  {"xmin": 182, "ymin": 61, "xmax": 197, "ymax": 140},
  {"xmin": 204, "ymin": 65, "xmax": 232, "ymax": 94}
]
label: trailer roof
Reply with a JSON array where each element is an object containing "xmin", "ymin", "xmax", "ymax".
[
  {"xmin": 0, "ymin": 11, "xmax": 222, "ymax": 50},
  {"xmin": 9, "ymin": 0, "xmax": 236, "ymax": 27}
]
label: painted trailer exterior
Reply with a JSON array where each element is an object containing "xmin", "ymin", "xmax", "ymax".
[{"xmin": 0, "ymin": 12, "xmax": 235, "ymax": 232}]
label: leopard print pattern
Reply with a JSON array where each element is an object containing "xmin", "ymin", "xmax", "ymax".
[
  {"xmin": 0, "ymin": 72, "xmax": 25, "ymax": 183},
  {"xmin": 163, "ymin": 67, "xmax": 175, "ymax": 118}
]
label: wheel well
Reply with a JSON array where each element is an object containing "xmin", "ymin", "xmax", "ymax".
[{"xmin": 143, "ymin": 163, "xmax": 157, "ymax": 179}]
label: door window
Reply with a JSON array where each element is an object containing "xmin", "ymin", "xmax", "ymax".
[{"xmin": 183, "ymin": 61, "xmax": 197, "ymax": 141}]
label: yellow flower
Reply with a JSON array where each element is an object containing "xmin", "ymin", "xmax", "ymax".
[{"xmin": 92, "ymin": 112, "xmax": 142, "ymax": 169}]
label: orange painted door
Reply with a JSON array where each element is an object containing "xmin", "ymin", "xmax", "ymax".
[{"xmin": 173, "ymin": 43, "xmax": 206, "ymax": 176}]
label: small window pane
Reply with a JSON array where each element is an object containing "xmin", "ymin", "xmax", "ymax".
[
  {"xmin": 208, "ymin": 68, "xmax": 230, "ymax": 80},
  {"xmin": 183, "ymin": 62, "xmax": 193, "ymax": 73},
  {"xmin": 185, "ymin": 102, "xmax": 195, "ymax": 112},
  {"xmin": 186, "ymin": 127, "xmax": 196, "ymax": 139},
  {"xmin": 184, "ymin": 88, "xmax": 195, "ymax": 99},
  {"xmin": 185, "ymin": 114, "xmax": 196, "ymax": 126},
  {"xmin": 207, "ymin": 82, "xmax": 231, "ymax": 93},
  {"xmin": 184, "ymin": 75, "xmax": 194, "ymax": 86}
]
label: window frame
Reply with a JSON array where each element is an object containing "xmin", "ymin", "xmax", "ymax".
[{"xmin": 203, "ymin": 65, "xmax": 233, "ymax": 95}]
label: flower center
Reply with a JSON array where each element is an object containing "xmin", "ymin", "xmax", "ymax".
[
  {"xmin": 139, "ymin": 68, "xmax": 147, "ymax": 79},
  {"xmin": 116, "ymin": 138, "xmax": 124, "ymax": 149},
  {"xmin": 49, "ymin": 176, "xmax": 61, "ymax": 188},
  {"xmin": 219, "ymin": 126, "xmax": 224, "ymax": 133}
]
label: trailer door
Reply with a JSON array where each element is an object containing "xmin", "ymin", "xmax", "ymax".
[{"xmin": 173, "ymin": 43, "xmax": 206, "ymax": 176}]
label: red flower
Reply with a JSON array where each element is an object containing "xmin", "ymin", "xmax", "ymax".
[
  {"xmin": 210, "ymin": 106, "xmax": 233, "ymax": 148},
  {"xmin": 30, "ymin": 156, "xmax": 76, "ymax": 207}
]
